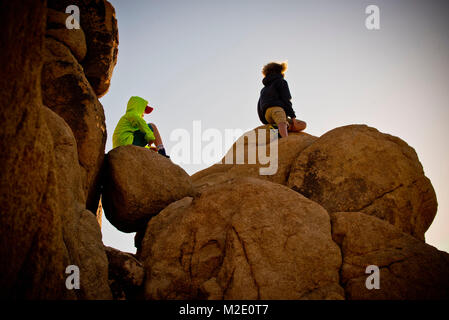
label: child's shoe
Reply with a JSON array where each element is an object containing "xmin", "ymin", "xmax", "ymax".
[{"xmin": 158, "ymin": 148, "xmax": 170, "ymax": 158}]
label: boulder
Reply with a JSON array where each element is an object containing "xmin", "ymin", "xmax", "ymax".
[
  {"xmin": 43, "ymin": 107, "xmax": 85, "ymax": 210},
  {"xmin": 74, "ymin": 210, "xmax": 113, "ymax": 299},
  {"xmin": 46, "ymin": 8, "xmax": 87, "ymax": 61},
  {"xmin": 139, "ymin": 177, "xmax": 344, "ymax": 300},
  {"xmin": 192, "ymin": 125, "xmax": 317, "ymax": 190},
  {"xmin": 0, "ymin": 0, "xmax": 71, "ymax": 299},
  {"xmin": 105, "ymin": 246, "xmax": 145, "ymax": 300},
  {"xmin": 102, "ymin": 145, "xmax": 195, "ymax": 232},
  {"xmin": 0, "ymin": 0, "xmax": 114, "ymax": 299},
  {"xmin": 42, "ymin": 36, "xmax": 107, "ymax": 213},
  {"xmin": 44, "ymin": 106, "xmax": 112, "ymax": 299},
  {"xmin": 79, "ymin": 0, "xmax": 118, "ymax": 97},
  {"xmin": 288, "ymin": 125, "xmax": 437, "ymax": 240},
  {"xmin": 47, "ymin": 0, "xmax": 119, "ymax": 97},
  {"xmin": 331, "ymin": 212, "xmax": 449, "ymax": 299}
]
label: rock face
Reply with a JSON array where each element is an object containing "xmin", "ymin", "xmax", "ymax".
[
  {"xmin": 192, "ymin": 126, "xmax": 317, "ymax": 190},
  {"xmin": 105, "ymin": 246, "xmax": 145, "ymax": 300},
  {"xmin": 331, "ymin": 212, "xmax": 449, "ymax": 299},
  {"xmin": 42, "ymin": 37, "xmax": 107, "ymax": 212},
  {"xmin": 139, "ymin": 178, "xmax": 344, "ymax": 300},
  {"xmin": 0, "ymin": 0, "xmax": 117, "ymax": 299},
  {"xmin": 42, "ymin": 104, "xmax": 112, "ymax": 299},
  {"xmin": 288, "ymin": 125, "xmax": 437, "ymax": 240},
  {"xmin": 79, "ymin": 0, "xmax": 119, "ymax": 97},
  {"xmin": 47, "ymin": 0, "xmax": 119, "ymax": 97},
  {"xmin": 1, "ymin": 0, "xmax": 447, "ymax": 301},
  {"xmin": 44, "ymin": 0, "xmax": 118, "ymax": 211},
  {"xmin": 102, "ymin": 145, "xmax": 195, "ymax": 232},
  {"xmin": 0, "ymin": 1, "xmax": 69, "ymax": 298},
  {"xmin": 46, "ymin": 8, "xmax": 87, "ymax": 61}
]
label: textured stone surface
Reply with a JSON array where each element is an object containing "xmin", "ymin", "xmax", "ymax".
[
  {"xmin": 79, "ymin": 0, "xmax": 118, "ymax": 97},
  {"xmin": 331, "ymin": 212, "xmax": 449, "ymax": 299},
  {"xmin": 75, "ymin": 210, "xmax": 112, "ymax": 299},
  {"xmin": 42, "ymin": 37, "xmax": 106, "ymax": 212},
  {"xmin": 192, "ymin": 125, "xmax": 317, "ymax": 191},
  {"xmin": 102, "ymin": 145, "xmax": 195, "ymax": 233},
  {"xmin": 46, "ymin": 8, "xmax": 87, "ymax": 61},
  {"xmin": 288, "ymin": 125, "xmax": 437, "ymax": 240},
  {"xmin": 0, "ymin": 0, "xmax": 114, "ymax": 299},
  {"xmin": 105, "ymin": 246, "xmax": 145, "ymax": 300},
  {"xmin": 139, "ymin": 178, "xmax": 344, "ymax": 300},
  {"xmin": 0, "ymin": 0, "xmax": 71, "ymax": 299},
  {"xmin": 2, "ymin": 0, "xmax": 446, "ymax": 302},
  {"xmin": 44, "ymin": 107, "xmax": 112, "ymax": 299},
  {"xmin": 47, "ymin": 0, "xmax": 119, "ymax": 97}
]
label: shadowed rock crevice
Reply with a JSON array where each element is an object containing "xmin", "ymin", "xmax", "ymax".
[
  {"xmin": 329, "ymin": 214, "xmax": 347, "ymax": 300},
  {"xmin": 221, "ymin": 267, "xmax": 236, "ymax": 299},
  {"xmin": 105, "ymin": 246, "xmax": 145, "ymax": 300},
  {"xmin": 231, "ymin": 226, "xmax": 261, "ymax": 299}
]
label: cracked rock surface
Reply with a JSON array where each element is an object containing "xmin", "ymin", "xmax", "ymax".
[
  {"xmin": 138, "ymin": 177, "xmax": 344, "ymax": 300},
  {"xmin": 288, "ymin": 125, "xmax": 437, "ymax": 240},
  {"xmin": 331, "ymin": 212, "xmax": 449, "ymax": 299}
]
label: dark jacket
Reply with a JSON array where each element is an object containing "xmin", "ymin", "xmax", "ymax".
[{"xmin": 257, "ymin": 73, "xmax": 296, "ymax": 124}]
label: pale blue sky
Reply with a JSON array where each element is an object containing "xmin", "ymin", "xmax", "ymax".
[{"xmin": 100, "ymin": 0, "xmax": 449, "ymax": 253}]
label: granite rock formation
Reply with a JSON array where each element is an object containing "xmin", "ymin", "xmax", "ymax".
[
  {"xmin": 0, "ymin": 0, "xmax": 117, "ymax": 299},
  {"xmin": 139, "ymin": 178, "xmax": 344, "ymax": 300},
  {"xmin": 1, "ymin": 0, "xmax": 446, "ymax": 301}
]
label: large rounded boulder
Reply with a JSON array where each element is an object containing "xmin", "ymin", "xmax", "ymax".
[
  {"xmin": 102, "ymin": 145, "xmax": 195, "ymax": 232},
  {"xmin": 46, "ymin": 8, "xmax": 87, "ymax": 62},
  {"xmin": 42, "ymin": 37, "xmax": 107, "ymax": 213},
  {"xmin": 47, "ymin": 0, "xmax": 119, "ymax": 97},
  {"xmin": 331, "ymin": 212, "xmax": 449, "ymax": 299},
  {"xmin": 288, "ymin": 125, "xmax": 437, "ymax": 240},
  {"xmin": 44, "ymin": 106, "xmax": 112, "ymax": 299},
  {"xmin": 138, "ymin": 177, "xmax": 344, "ymax": 300}
]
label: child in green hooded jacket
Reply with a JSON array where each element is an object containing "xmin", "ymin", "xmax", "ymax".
[{"xmin": 112, "ymin": 96, "xmax": 169, "ymax": 158}]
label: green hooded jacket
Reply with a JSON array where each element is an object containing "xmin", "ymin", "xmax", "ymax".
[{"xmin": 112, "ymin": 96, "xmax": 155, "ymax": 148}]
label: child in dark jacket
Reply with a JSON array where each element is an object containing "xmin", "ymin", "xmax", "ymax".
[{"xmin": 257, "ymin": 62, "xmax": 306, "ymax": 138}]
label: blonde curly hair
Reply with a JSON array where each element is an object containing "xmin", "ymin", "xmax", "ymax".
[{"xmin": 262, "ymin": 61, "xmax": 288, "ymax": 76}]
